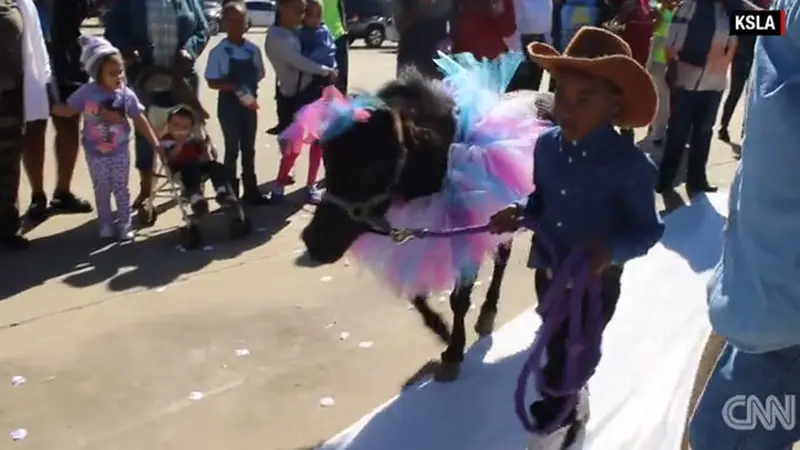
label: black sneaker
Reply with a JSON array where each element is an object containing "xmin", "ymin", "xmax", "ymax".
[
  {"xmin": 0, "ymin": 234, "xmax": 30, "ymax": 251},
  {"xmin": 190, "ymin": 198, "xmax": 209, "ymax": 215},
  {"xmin": 25, "ymin": 192, "xmax": 49, "ymax": 223},
  {"xmin": 266, "ymin": 125, "xmax": 280, "ymax": 135},
  {"xmin": 50, "ymin": 191, "xmax": 93, "ymax": 214},
  {"xmin": 242, "ymin": 190, "xmax": 272, "ymax": 206}
]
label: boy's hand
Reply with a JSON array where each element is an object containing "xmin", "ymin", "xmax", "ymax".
[
  {"xmin": 488, "ymin": 204, "xmax": 521, "ymax": 234},
  {"xmin": 583, "ymin": 240, "xmax": 611, "ymax": 275}
]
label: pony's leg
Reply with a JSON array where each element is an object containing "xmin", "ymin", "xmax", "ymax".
[
  {"xmin": 435, "ymin": 279, "xmax": 475, "ymax": 382},
  {"xmin": 475, "ymin": 241, "xmax": 512, "ymax": 336},
  {"xmin": 411, "ymin": 294, "xmax": 451, "ymax": 344}
]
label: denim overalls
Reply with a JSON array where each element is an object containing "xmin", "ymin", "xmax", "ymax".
[{"xmin": 217, "ymin": 46, "xmax": 259, "ymax": 191}]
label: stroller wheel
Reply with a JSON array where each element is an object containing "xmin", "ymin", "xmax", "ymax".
[
  {"xmin": 180, "ymin": 224, "xmax": 202, "ymax": 249},
  {"xmin": 137, "ymin": 205, "xmax": 158, "ymax": 228},
  {"xmin": 228, "ymin": 216, "xmax": 251, "ymax": 239}
]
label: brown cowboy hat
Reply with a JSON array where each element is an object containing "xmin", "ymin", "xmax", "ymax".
[{"xmin": 527, "ymin": 26, "xmax": 657, "ymax": 129}]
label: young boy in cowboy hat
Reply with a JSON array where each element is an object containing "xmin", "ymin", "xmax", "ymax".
[{"xmin": 489, "ymin": 26, "xmax": 665, "ymax": 449}]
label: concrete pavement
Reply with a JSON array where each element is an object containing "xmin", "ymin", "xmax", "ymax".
[{"xmin": 0, "ymin": 32, "xmax": 746, "ymax": 449}]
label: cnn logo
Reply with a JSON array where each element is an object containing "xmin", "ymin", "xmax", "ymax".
[{"xmin": 722, "ymin": 395, "xmax": 796, "ymax": 431}]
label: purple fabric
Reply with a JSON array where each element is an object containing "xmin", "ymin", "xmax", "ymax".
[
  {"xmin": 514, "ymin": 225, "xmax": 603, "ymax": 435},
  {"xmin": 67, "ymin": 82, "xmax": 144, "ymax": 157}
]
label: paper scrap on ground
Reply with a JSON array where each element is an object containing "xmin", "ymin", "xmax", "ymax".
[
  {"xmin": 320, "ymin": 397, "xmax": 336, "ymax": 408},
  {"xmin": 155, "ymin": 286, "xmax": 167, "ymax": 293},
  {"xmin": 339, "ymin": 332, "xmax": 350, "ymax": 340},
  {"xmin": 188, "ymin": 391, "xmax": 205, "ymax": 401},
  {"xmin": 358, "ymin": 341, "xmax": 374, "ymax": 348},
  {"xmin": 10, "ymin": 376, "xmax": 25, "ymax": 387},
  {"xmin": 9, "ymin": 429, "xmax": 27, "ymax": 441},
  {"xmin": 235, "ymin": 349, "xmax": 250, "ymax": 357},
  {"xmin": 321, "ymin": 276, "xmax": 333, "ymax": 282}
]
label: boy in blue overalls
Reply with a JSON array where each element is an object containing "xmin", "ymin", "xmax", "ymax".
[
  {"xmin": 489, "ymin": 27, "xmax": 664, "ymax": 449},
  {"xmin": 205, "ymin": 2, "xmax": 271, "ymax": 204}
]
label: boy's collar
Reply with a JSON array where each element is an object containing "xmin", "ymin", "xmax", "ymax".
[{"xmin": 566, "ymin": 123, "xmax": 616, "ymax": 147}]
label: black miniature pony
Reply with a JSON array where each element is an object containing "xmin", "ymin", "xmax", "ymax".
[{"xmin": 301, "ymin": 68, "xmax": 554, "ymax": 381}]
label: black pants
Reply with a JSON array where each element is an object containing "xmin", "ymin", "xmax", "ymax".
[
  {"xmin": 657, "ymin": 89, "xmax": 723, "ymax": 190},
  {"xmin": 334, "ymin": 34, "xmax": 349, "ymax": 93},
  {"xmin": 719, "ymin": 36, "xmax": 755, "ymax": 130},
  {"xmin": 0, "ymin": 85, "xmax": 24, "ymax": 238},
  {"xmin": 507, "ymin": 34, "xmax": 547, "ymax": 92},
  {"xmin": 171, "ymin": 160, "xmax": 228, "ymax": 196},
  {"xmin": 530, "ymin": 265, "xmax": 623, "ymax": 427}
]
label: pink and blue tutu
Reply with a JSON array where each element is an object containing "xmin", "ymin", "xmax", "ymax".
[{"xmin": 284, "ymin": 51, "xmax": 551, "ymax": 296}]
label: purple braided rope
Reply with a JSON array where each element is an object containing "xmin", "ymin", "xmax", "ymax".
[
  {"xmin": 399, "ymin": 220, "xmax": 604, "ymax": 435},
  {"xmin": 513, "ymin": 225, "xmax": 603, "ymax": 435}
]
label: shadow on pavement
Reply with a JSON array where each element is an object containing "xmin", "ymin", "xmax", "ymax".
[{"xmin": 0, "ymin": 187, "xmax": 310, "ymax": 301}]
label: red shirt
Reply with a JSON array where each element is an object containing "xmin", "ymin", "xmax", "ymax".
[
  {"xmin": 163, "ymin": 135, "xmax": 205, "ymax": 166},
  {"xmin": 451, "ymin": 0, "xmax": 516, "ymax": 60}
]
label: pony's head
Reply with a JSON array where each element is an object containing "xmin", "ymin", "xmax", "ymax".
[{"xmin": 301, "ymin": 69, "xmax": 456, "ymax": 263}]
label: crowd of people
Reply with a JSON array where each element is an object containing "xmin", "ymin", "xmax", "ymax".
[{"xmin": 0, "ymin": 0, "xmax": 764, "ymax": 251}]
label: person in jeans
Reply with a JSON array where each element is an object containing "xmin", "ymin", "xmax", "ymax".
[
  {"xmin": 688, "ymin": 1, "xmax": 800, "ymax": 449},
  {"xmin": 655, "ymin": 0, "xmax": 736, "ymax": 198},
  {"xmin": 205, "ymin": 2, "xmax": 270, "ymax": 204}
]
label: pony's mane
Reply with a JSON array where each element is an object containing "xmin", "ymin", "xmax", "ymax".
[{"xmin": 374, "ymin": 67, "xmax": 456, "ymax": 151}]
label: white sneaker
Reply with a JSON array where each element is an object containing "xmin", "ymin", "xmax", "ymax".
[
  {"xmin": 526, "ymin": 389, "xmax": 590, "ymax": 450},
  {"xmin": 99, "ymin": 223, "xmax": 115, "ymax": 239},
  {"xmin": 119, "ymin": 225, "xmax": 135, "ymax": 241}
]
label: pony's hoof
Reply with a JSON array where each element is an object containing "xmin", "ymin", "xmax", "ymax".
[
  {"xmin": 433, "ymin": 361, "xmax": 461, "ymax": 382},
  {"xmin": 474, "ymin": 311, "xmax": 497, "ymax": 337}
]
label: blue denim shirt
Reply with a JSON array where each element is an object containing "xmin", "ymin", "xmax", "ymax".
[
  {"xmin": 707, "ymin": 0, "xmax": 800, "ymax": 353},
  {"xmin": 518, "ymin": 125, "xmax": 664, "ymax": 269}
]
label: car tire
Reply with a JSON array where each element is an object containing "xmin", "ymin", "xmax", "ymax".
[{"xmin": 364, "ymin": 25, "xmax": 385, "ymax": 48}]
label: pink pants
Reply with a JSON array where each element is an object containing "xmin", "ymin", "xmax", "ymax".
[
  {"xmin": 276, "ymin": 140, "xmax": 323, "ymax": 187},
  {"xmin": 85, "ymin": 150, "xmax": 131, "ymax": 228}
]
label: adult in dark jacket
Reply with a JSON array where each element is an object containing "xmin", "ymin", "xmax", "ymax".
[
  {"xmin": 22, "ymin": 0, "xmax": 94, "ymax": 223},
  {"xmin": 104, "ymin": 0, "xmax": 209, "ymax": 206}
]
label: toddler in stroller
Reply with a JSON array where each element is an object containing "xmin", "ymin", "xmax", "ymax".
[
  {"xmin": 135, "ymin": 67, "xmax": 251, "ymax": 248},
  {"xmin": 161, "ymin": 106, "xmax": 235, "ymax": 215}
]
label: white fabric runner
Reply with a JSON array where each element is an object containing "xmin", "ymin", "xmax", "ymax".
[{"xmin": 321, "ymin": 193, "xmax": 728, "ymax": 450}]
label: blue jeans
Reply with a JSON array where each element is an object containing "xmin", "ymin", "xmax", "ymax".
[{"xmin": 690, "ymin": 343, "xmax": 800, "ymax": 450}]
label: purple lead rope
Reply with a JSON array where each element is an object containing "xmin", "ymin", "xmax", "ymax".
[
  {"xmin": 397, "ymin": 220, "xmax": 603, "ymax": 435},
  {"xmin": 513, "ymin": 225, "xmax": 603, "ymax": 435}
]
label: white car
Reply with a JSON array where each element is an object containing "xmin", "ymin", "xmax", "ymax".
[{"xmin": 245, "ymin": 0, "xmax": 276, "ymax": 27}]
